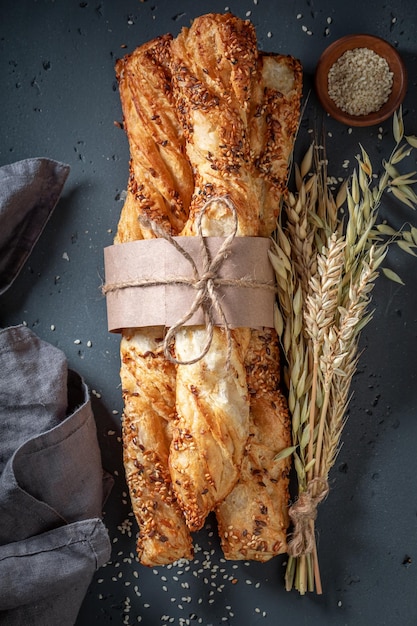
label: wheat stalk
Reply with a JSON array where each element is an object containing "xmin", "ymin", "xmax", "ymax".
[{"xmin": 271, "ymin": 108, "xmax": 417, "ymax": 594}]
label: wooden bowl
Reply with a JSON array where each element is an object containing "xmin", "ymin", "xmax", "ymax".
[{"xmin": 314, "ymin": 34, "xmax": 408, "ymax": 127}]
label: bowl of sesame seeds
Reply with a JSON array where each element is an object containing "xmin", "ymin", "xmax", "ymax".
[{"xmin": 314, "ymin": 34, "xmax": 407, "ymax": 127}]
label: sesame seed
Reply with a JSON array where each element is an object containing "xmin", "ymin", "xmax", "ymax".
[{"xmin": 328, "ymin": 47, "xmax": 393, "ymax": 115}]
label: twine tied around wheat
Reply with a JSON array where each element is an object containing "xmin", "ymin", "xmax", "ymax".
[{"xmin": 286, "ymin": 477, "xmax": 329, "ymax": 557}]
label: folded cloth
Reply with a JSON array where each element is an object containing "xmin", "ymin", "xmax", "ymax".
[
  {"xmin": 0, "ymin": 157, "xmax": 70, "ymax": 296},
  {"xmin": 0, "ymin": 325, "xmax": 112, "ymax": 625},
  {"xmin": 0, "ymin": 159, "xmax": 112, "ymax": 625}
]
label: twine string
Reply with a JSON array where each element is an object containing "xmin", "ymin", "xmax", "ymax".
[
  {"xmin": 103, "ymin": 195, "xmax": 275, "ymax": 366},
  {"xmin": 149, "ymin": 196, "xmax": 237, "ymax": 366},
  {"xmin": 286, "ymin": 477, "xmax": 329, "ymax": 557}
]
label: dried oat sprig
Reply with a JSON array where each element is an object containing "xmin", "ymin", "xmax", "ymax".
[{"xmin": 271, "ymin": 107, "xmax": 417, "ymax": 595}]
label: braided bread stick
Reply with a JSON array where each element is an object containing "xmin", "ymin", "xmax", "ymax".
[
  {"xmin": 113, "ymin": 12, "xmax": 302, "ymax": 562},
  {"xmin": 115, "ymin": 36, "xmax": 193, "ymax": 565},
  {"xmin": 215, "ymin": 47, "xmax": 302, "ymax": 560},
  {"xmin": 115, "ymin": 34, "xmax": 193, "ymax": 241},
  {"xmin": 166, "ymin": 14, "xmax": 258, "ymax": 531},
  {"xmin": 216, "ymin": 330, "xmax": 291, "ymax": 560},
  {"xmin": 167, "ymin": 15, "xmax": 302, "ymax": 537}
]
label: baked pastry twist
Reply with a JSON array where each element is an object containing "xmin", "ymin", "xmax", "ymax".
[
  {"xmin": 168, "ymin": 15, "xmax": 301, "ymax": 541},
  {"xmin": 113, "ymin": 12, "xmax": 302, "ymax": 564},
  {"xmin": 216, "ymin": 329, "xmax": 291, "ymax": 560},
  {"xmin": 115, "ymin": 35, "xmax": 193, "ymax": 565}
]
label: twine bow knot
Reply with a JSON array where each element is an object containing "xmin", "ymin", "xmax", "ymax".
[
  {"xmin": 103, "ymin": 195, "xmax": 276, "ymax": 366},
  {"xmin": 152, "ymin": 195, "xmax": 238, "ymax": 366}
]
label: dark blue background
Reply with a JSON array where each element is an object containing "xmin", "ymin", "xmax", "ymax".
[{"xmin": 1, "ymin": 1, "xmax": 417, "ymax": 624}]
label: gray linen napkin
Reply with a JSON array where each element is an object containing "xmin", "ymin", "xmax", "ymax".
[
  {"xmin": 0, "ymin": 157, "xmax": 70, "ymax": 295},
  {"xmin": 0, "ymin": 326, "xmax": 112, "ymax": 626},
  {"xmin": 0, "ymin": 159, "xmax": 112, "ymax": 625}
]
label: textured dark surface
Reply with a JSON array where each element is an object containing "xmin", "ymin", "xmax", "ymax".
[{"xmin": 1, "ymin": 1, "xmax": 417, "ymax": 624}]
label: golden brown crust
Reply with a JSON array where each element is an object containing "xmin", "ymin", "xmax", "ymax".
[
  {"xmin": 169, "ymin": 327, "xmax": 251, "ymax": 531},
  {"xmin": 115, "ymin": 35, "xmax": 193, "ymax": 241},
  {"xmin": 166, "ymin": 14, "xmax": 262, "ymax": 531},
  {"xmin": 216, "ymin": 329, "xmax": 291, "ymax": 561},
  {"xmin": 166, "ymin": 15, "xmax": 302, "ymax": 238},
  {"xmin": 120, "ymin": 329, "xmax": 193, "ymax": 565},
  {"xmin": 170, "ymin": 14, "xmax": 261, "ymax": 237},
  {"xmin": 113, "ymin": 12, "xmax": 303, "ymax": 563},
  {"xmin": 167, "ymin": 14, "xmax": 301, "ymax": 536},
  {"xmin": 115, "ymin": 36, "xmax": 195, "ymax": 564},
  {"xmin": 252, "ymin": 53, "xmax": 303, "ymax": 236}
]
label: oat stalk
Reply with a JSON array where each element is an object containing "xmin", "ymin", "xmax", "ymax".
[{"xmin": 271, "ymin": 108, "xmax": 417, "ymax": 594}]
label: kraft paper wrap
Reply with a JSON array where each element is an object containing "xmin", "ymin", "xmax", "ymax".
[{"xmin": 103, "ymin": 236, "xmax": 275, "ymax": 333}]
